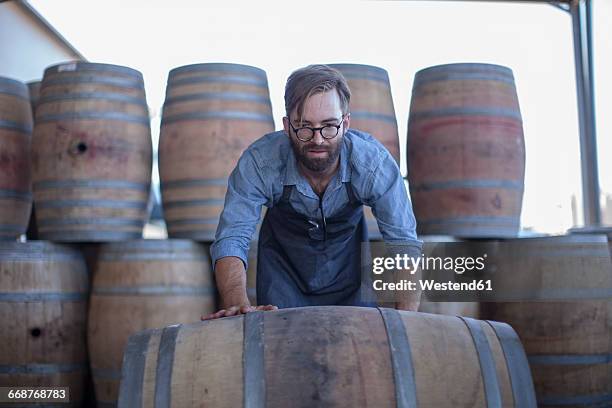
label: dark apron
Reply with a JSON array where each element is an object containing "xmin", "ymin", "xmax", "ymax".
[{"xmin": 256, "ymin": 182, "xmax": 374, "ymax": 308}]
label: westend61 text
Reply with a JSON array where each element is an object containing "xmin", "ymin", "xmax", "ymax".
[{"xmin": 373, "ymin": 279, "xmax": 493, "ymax": 291}]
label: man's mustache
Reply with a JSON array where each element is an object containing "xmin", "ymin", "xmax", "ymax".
[{"xmin": 302, "ymin": 144, "xmax": 332, "ymax": 152}]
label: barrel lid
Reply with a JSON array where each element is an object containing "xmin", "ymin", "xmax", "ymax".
[
  {"xmin": 0, "ymin": 77, "xmax": 29, "ymax": 99},
  {"xmin": 44, "ymin": 61, "xmax": 144, "ymax": 80},
  {"xmin": 168, "ymin": 63, "xmax": 267, "ymax": 79},
  {"xmin": 328, "ymin": 63, "xmax": 389, "ymax": 76},
  {"xmin": 416, "ymin": 63, "xmax": 514, "ymax": 77},
  {"xmin": 413, "ymin": 63, "xmax": 515, "ymax": 88}
]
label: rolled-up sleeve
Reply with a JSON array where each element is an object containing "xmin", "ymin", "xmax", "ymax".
[
  {"xmin": 365, "ymin": 150, "xmax": 423, "ymax": 255},
  {"xmin": 210, "ymin": 149, "xmax": 269, "ymax": 269}
]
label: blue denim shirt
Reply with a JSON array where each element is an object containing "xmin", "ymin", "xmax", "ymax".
[{"xmin": 210, "ymin": 128, "xmax": 423, "ymax": 268}]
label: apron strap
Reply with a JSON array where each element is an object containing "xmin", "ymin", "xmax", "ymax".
[{"xmin": 280, "ymin": 185, "xmax": 293, "ymax": 204}]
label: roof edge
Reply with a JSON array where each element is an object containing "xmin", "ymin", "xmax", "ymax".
[{"xmin": 14, "ymin": 0, "xmax": 86, "ymax": 61}]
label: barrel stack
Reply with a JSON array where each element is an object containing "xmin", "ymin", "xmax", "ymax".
[
  {"xmin": 0, "ymin": 61, "xmax": 220, "ymax": 408},
  {"xmin": 406, "ymin": 63, "xmax": 612, "ymax": 406},
  {"xmin": 406, "ymin": 63, "xmax": 526, "ymax": 319},
  {"xmin": 2, "ymin": 59, "xmax": 606, "ymax": 408}
]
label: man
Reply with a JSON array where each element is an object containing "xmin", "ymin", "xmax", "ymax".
[{"xmin": 203, "ymin": 64, "xmax": 422, "ymax": 320}]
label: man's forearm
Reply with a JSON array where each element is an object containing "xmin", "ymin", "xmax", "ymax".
[{"xmin": 214, "ymin": 256, "xmax": 250, "ymax": 308}]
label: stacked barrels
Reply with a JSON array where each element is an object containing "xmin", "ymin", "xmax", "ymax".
[
  {"xmin": 0, "ymin": 61, "xmax": 222, "ymax": 408},
  {"xmin": 4, "ymin": 59, "xmax": 608, "ymax": 408},
  {"xmin": 405, "ymin": 63, "xmax": 611, "ymax": 407}
]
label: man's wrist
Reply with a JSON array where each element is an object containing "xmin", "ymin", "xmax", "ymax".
[
  {"xmin": 221, "ymin": 288, "xmax": 251, "ymax": 309},
  {"xmin": 214, "ymin": 256, "xmax": 250, "ymax": 309}
]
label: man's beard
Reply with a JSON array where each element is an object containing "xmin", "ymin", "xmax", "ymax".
[{"xmin": 291, "ymin": 138, "xmax": 341, "ymax": 172}]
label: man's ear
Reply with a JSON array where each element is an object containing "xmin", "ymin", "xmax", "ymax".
[
  {"xmin": 344, "ymin": 112, "xmax": 351, "ymax": 133},
  {"xmin": 282, "ymin": 116, "xmax": 290, "ymax": 136}
]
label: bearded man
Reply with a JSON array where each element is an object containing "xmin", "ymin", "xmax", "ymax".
[{"xmin": 203, "ymin": 64, "xmax": 422, "ymax": 320}]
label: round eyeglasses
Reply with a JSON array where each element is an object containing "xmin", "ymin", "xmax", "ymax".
[{"xmin": 287, "ymin": 116, "xmax": 345, "ymax": 142}]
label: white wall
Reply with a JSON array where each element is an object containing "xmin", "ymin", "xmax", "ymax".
[{"xmin": 0, "ymin": 1, "xmax": 81, "ymax": 82}]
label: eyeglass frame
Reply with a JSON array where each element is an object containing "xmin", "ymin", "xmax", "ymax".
[{"xmin": 286, "ymin": 114, "xmax": 347, "ymax": 142}]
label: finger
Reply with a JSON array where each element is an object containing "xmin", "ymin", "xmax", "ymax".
[
  {"xmin": 224, "ymin": 306, "xmax": 240, "ymax": 317},
  {"xmin": 239, "ymin": 305, "xmax": 255, "ymax": 314},
  {"xmin": 255, "ymin": 305, "xmax": 278, "ymax": 311},
  {"xmin": 204, "ymin": 309, "xmax": 227, "ymax": 320},
  {"xmin": 201, "ymin": 312, "xmax": 220, "ymax": 321}
]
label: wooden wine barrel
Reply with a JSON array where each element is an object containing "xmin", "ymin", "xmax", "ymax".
[
  {"xmin": 407, "ymin": 63, "xmax": 525, "ymax": 238},
  {"xmin": 0, "ymin": 77, "xmax": 33, "ymax": 240},
  {"xmin": 480, "ymin": 234, "xmax": 612, "ymax": 407},
  {"xmin": 32, "ymin": 62, "xmax": 152, "ymax": 242},
  {"xmin": 0, "ymin": 242, "xmax": 89, "ymax": 406},
  {"xmin": 159, "ymin": 63, "xmax": 275, "ymax": 241},
  {"xmin": 328, "ymin": 64, "xmax": 400, "ymax": 240},
  {"xmin": 88, "ymin": 239, "xmax": 216, "ymax": 407},
  {"xmin": 118, "ymin": 306, "xmax": 536, "ymax": 407}
]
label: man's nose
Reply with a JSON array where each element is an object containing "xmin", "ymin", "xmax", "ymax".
[{"xmin": 312, "ymin": 131, "xmax": 325, "ymax": 145}]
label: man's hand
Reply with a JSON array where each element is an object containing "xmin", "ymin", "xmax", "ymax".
[{"xmin": 201, "ymin": 304, "xmax": 278, "ymax": 321}]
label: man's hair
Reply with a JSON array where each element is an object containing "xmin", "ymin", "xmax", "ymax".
[{"xmin": 284, "ymin": 64, "xmax": 351, "ymax": 120}]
